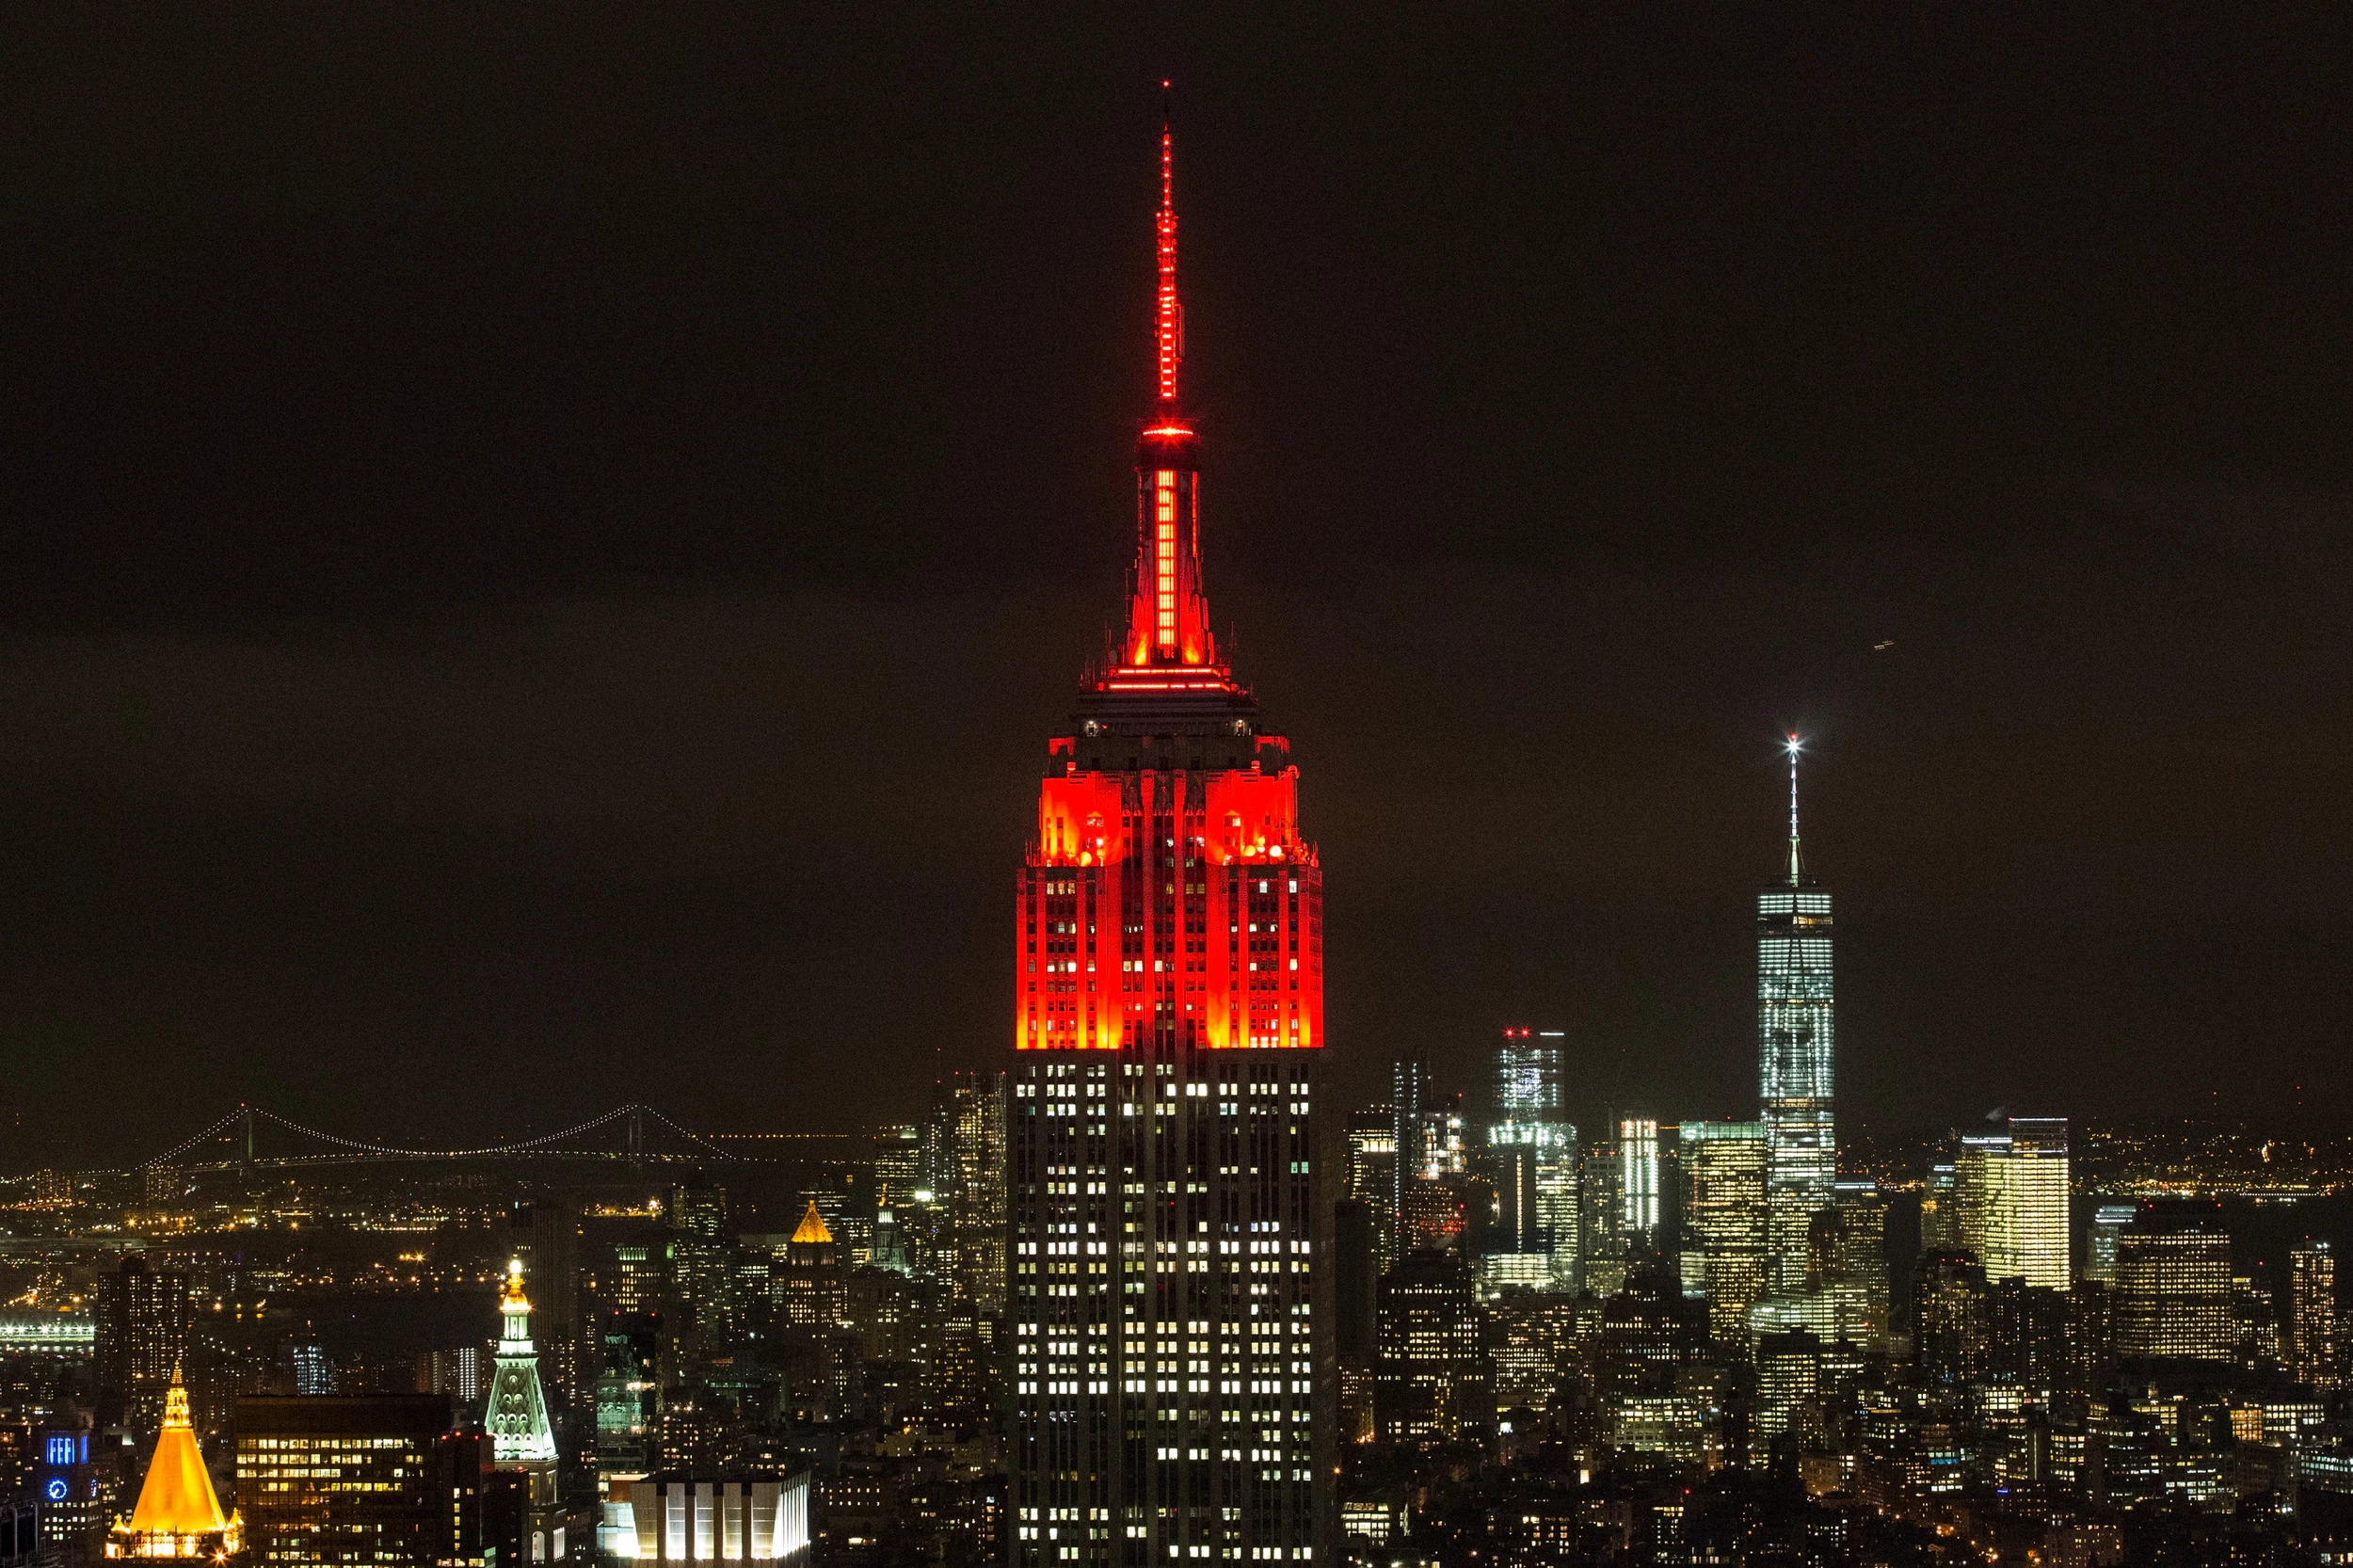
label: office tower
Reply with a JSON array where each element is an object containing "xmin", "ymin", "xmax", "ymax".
[
  {"xmin": 286, "ymin": 1330, "xmax": 336, "ymax": 1396},
  {"xmin": 1753, "ymin": 1330, "xmax": 1822, "ymax": 1441},
  {"xmin": 1811, "ymin": 1182, "xmax": 1890, "ymax": 1345},
  {"xmin": 776, "ymin": 1203, "xmax": 844, "ymax": 1328},
  {"xmin": 1956, "ymin": 1115, "xmax": 2072, "ymax": 1289},
  {"xmin": 877, "ymin": 1125, "xmax": 923, "ymax": 1209},
  {"xmin": 1373, "ymin": 1251, "xmax": 1491, "ymax": 1447},
  {"xmin": 1484, "ymin": 1291, "xmax": 1576, "ymax": 1415},
  {"xmin": 1390, "ymin": 1063, "xmax": 1431, "ymax": 1265},
  {"xmin": 1581, "ymin": 1133, "xmax": 1628, "ymax": 1298},
  {"xmin": 1594, "ymin": 1262, "xmax": 1704, "ymax": 1397},
  {"xmin": 1485, "ymin": 1030, "xmax": 1579, "ymax": 1294},
  {"xmin": 486, "ymin": 1256, "xmax": 560, "ymax": 1545},
  {"xmin": 1912, "ymin": 1252, "xmax": 1990, "ymax": 1386},
  {"xmin": 1345, "ymin": 1112, "xmax": 1398, "ymax": 1279},
  {"xmin": 94, "ymin": 1257, "xmax": 191, "ymax": 1432},
  {"xmin": 235, "ymin": 1396, "xmax": 480, "ymax": 1566},
  {"xmin": 1758, "ymin": 736, "xmax": 1834, "ymax": 1291},
  {"xmin": 2113, "ymin": 1206, "xmax": 2234, "ymax": 1362},
  {"xmin": 941, "ymin": 1072, "xmax": 1008, "ymax": 1317},
  {"xmin": 33, "ymin": 1419, "xmax": 101, "ymax": 1547},
  {"xmin": 1004, "ymin": 114, "xmax": 1323, "ymax": 1568},
  {"xmin": 1677, "ymin": 1122, "xmax": 1768, "ymax": 1349},
  {"xmin": 1619, "ymin": 1120, "xmax": 1662, "ymax": 1244},
  {"xmin": 106, "ymin": 1370, "xmax": 242, "ymax": 1560},
  {"xmin": 596, "ymin": 1318, "xmax": 659, "ymax": 1480},
  {"xmin": 2288, "ymin": 1241, "xmax": 2340, "ymax": 1389},
  {"xmin": 668, "ymin": 1176, "xmax": 738, "ymax": 1354},
  {"xmin": 1919, "ymin": 1163, "xmax": 1960, "ymax": 1253},
  {"xmin": 2087, "ymin": 1204, "xmax": 2137, "ymax": 1285}
]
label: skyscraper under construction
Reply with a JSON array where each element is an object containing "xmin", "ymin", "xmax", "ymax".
[{"xmin": 1007, "ymin": 107, "xmax": 1323, "ymax": 1567}]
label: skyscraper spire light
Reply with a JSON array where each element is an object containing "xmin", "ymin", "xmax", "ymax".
[
  {"xmin": 1154, "ymin": 82, "xmax": 1182, "ymax": 417},
  {"xmin": 1785, "ymin": 732, "xmax": 1808, "ymax": 887}
]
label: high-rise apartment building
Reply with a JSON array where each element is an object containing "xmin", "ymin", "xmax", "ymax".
[
  {"xmin": 2114, "ymin": 1207, "xmax": 2234, "ymax": 1363},
  {"xmin": 1007, "ymin": 115, "xmax": 1321, "ymax": 1568},
  {"xmin": 1758, "ymin": 738, "xmax": 1834, "ymax": 1290},
  {"xmin": 2288, "ymin": 1241, "xmax": 2340, "ymax": 1389},
  {"xmin": 1677, "ymin": 1122, "xmax": 1767, "ymax": 1349},
  {"xmin": 939, "ymin": 1072, "xmax": 1008, "ymax": 1317},
  {"xmin": 1484, "ymin": 1031, "xmax": 1578, "ymax": 1294},
  {"xmin": 94, "ymin": 1257, "xmax": 190, "ymax": 1432},
  {"xmin": 1956, "ymin": 1116, "xmax": 2072, "ymax": 1290}
]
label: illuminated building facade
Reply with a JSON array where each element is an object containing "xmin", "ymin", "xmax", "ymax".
[
  {"xmin": 612, "ymin": 1476, "xmax": 810, "ymax": 1567},
  {"xmin": 1956, "ymin": 1116, "xmax": 2072, "ymax": 1290},
  {"xmin": 1484, "ymin": 1031, "xmax": 1578, "ymax": 1294},
  {"xmin": 1676, "ymin": 1122, "xmax": 1767, "ymax": 1349},
  {"xmin": 2114, "ymin": 1208, "xmax": 2234, "ymax": 1363},
  {"xmin": 235, "ymin": 1396, "xmax": 477, "ymax": 1567},
  {"xmin": 1619, "ymin": 1121, "xmax": 1662, "ymax": 1243},
  {"xmin": 105, "ymin": 1374, "xmax": 241, "ymax": 1560},
  {"xmin": 1759, "ymin": 738, "xmax": 1834, "ymax": 1290},
  {"xmin": 2288, "ymin": 1242, "xmax": 2340, "ymax": 1389},
  {"xmin": 485, "ymin": 1259, "xmax": 564, "ymax": 1560},
  {"xmin": 1008, "ymin": 114, "xmax": 1321, "ymax": 1568},
  {"xmin": 2087, "ymin": 1204, "xmax": 2136, "ymax": 1285},
  {"xmin": 1374, "ymin": 1252, "xmax": 1490, "ymax": 1447},
  {"xmin": 779, "ymin": 1203, "xmax": 844, "ymax": 1328}
]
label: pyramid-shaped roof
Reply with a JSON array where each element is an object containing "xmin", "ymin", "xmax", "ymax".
[
  {"xmin": 127, "ymin": 1377, "xmax": 232, "ymax": 1537},
  {"xmin": 792, "ymin": 1199, "xmax": 834, "ymax": 1245}
]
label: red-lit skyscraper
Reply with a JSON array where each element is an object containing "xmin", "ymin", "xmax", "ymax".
[{"xmin": 1008, "ymin": 111, "xmax": 1325, "ymax": 1568}]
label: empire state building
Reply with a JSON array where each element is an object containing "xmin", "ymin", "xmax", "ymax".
[{"xmin": 1009, "ymin": 112, "xmax": 1326, "ymax": 1568}]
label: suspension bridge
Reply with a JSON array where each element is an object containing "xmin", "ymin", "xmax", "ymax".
[{"xmin": 114, "ymin": 1102, "xmax": 862, "ymax": 1176}]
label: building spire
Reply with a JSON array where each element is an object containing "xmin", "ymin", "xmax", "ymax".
[
  {"xmin": 1785, "ymin": 732, "xmax": 1808, "ymax": 886},
  {"xmin": 1122, "ymin": 88, "xmax": 1215, "ymax": 674},
  {"xmin": 1155, "ymin": 82, "xmax": 1181, "ymax": 414}
]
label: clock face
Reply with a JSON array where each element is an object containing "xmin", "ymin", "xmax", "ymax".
[{"xmin": 45, "ymin": 1478, "xmax": 69, "ymax": 1502}]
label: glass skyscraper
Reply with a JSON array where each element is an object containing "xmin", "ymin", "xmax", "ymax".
[
  {"xmin": 1483, "ymin": 1030, "xmax": 1579, "ymax": 1293},
  {"xmin": 1759, "ymin": 737, "xmax": 1834, "ymax": 1290}
]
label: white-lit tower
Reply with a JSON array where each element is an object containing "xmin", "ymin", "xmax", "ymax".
[{"xmin": 1759, "ymin": 735, "xmax": 1835, "ymax": 1290}]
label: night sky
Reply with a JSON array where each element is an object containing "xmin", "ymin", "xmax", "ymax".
[{"xmin": 3, "ymin": 8, "xmax": 2346, "ymax": 1167}]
